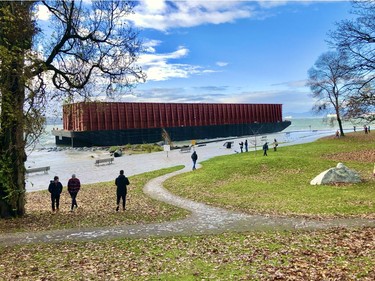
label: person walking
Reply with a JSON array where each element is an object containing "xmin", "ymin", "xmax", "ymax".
[
  {"xmin": 48, "ymin": 176, "xmax": 63, "ymax": 213},
  {"xmin": 191, "ymin": 150, "xmax": 198, "ymax": 170},
  {"xmin": 115, "ymin": 170, "xmax": 130, "ymax": 212},
  {"xmin": 273, "ymin": 139, "xmax": 278, "ymax": 151},
  {"xmin": 262, "ymin": 142, "xmax": 269, "ymax": 156},
  {"xmin": 67, "ymin": 174, "xmax": 81, "ymax": 212},
  {"xmin": 244, "ymin": 139, "xmax": 248, "ymax": 152}
]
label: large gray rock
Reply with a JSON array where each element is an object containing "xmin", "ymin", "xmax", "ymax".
[{"xmin": 310, "ymin": 163, "xmax": 361, "ymax": 185}]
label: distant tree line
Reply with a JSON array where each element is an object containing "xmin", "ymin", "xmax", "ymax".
[{"xmin": 307, "ymin": 0, "xmax": 375, "ymax": 136}]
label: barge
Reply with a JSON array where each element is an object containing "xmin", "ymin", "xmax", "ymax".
[{"xmin": 52, "ymin": 102, "xmax": 291, "ymax": 147}]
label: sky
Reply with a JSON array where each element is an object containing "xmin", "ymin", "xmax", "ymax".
[{"xmin": 37, "ymin": 0, "xmax": 354, "ymax": 116}]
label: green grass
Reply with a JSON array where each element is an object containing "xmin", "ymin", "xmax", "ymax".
[
  {"xmin": 164, "ymin": 133, "xmax": 375, "ymax": 217},
  {"xmin": 0, "ymin": 227, "xmax": 374, "ymax": 280},
  {"xmin": 0, "ymin": 134, "xmax": 374, "ymax": 279}
]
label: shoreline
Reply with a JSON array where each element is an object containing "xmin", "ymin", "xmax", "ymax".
[{"xmin": 25, "ymin": 129, "xmax": 341, "ymax": 193}]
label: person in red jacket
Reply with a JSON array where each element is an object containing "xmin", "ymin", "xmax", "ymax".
[{"xmin": 67, "ymin": 174, "xmax": 81, "ymax": 212}]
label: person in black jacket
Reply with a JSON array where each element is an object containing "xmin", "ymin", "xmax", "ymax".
[
  {"xmin": 48, "ymin": 176, "xmax": 63, "ymax": 213},
  {"xmin": 191, "ymin": 151, "xmax": 198, "ymax": 170},
  {"xmin": 263, "ymin": 142, "xmax": 269, "ymax": 156},
  {"xmin": 115, "ymin": 170, "xmax": 130, "ymax": 212}
]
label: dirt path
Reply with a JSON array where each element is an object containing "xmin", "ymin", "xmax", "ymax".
[{"xmin": 1, "ymin": 166, "xmax": 374, "ymax": 246}]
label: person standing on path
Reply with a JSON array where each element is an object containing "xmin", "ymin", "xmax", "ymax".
[
  {"xmin": 263, "ymin": 142, "xmax": 268, "ymax": 156},
  {"xmin": 48, "ymin": 176, "xmax": 63, "ymax": 213},
  {"xmin": 115, "ymin": 170, "xmax": 130, "ymax": 212},
  {"xmin": 191, "ymin": 150, "xmax": 198, "ymax": 170},
  {"xmin": 67, "ymin": 174, "xmax": 81, "ymax": 212},
  {"xmin": 244, "ymin": 139, "xmax": 248, "ymax": 152}
]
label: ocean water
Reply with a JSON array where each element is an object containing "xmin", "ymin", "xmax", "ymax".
[
  {"xmin": 283, "ymin": 117, "xmax": 356, "ymax": 133},
  {"xmin": 31, "ymin": 118, "xmax": 360, "ymax": 150}
]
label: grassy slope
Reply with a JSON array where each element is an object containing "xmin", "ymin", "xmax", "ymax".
[{"xmin": 165, "ymin": 133, "xmax": 375, "ymax": 217}]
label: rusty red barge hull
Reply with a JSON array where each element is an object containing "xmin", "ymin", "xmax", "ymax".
[{"xmin": 53, "ymin": 102, "xmax": 291, "ymax": 147}]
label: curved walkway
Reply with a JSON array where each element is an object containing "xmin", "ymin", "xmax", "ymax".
[{"xmin": 1, "ymin": 166, "xmax": 374, "ymax": 246}]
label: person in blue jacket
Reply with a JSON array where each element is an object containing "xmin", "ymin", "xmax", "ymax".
[{"xmin": 48, "ymin": 176, "xmax": 63, "ymax": 213}]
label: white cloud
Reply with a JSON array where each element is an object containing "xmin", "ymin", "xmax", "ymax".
[
  {"xmin": 138, "ymin": 46, "xmax": 188, "ymax": 65},
  {"xmin": 271, "ymin": 79, "xmax": 308, "ymax": 89},
  {"xmin": 143, "ymin": 40, "xmax": 162, "ymax": 53},
  {"xmin": 142, "ymin": 0, "xmax": 166, "ymax": 13},
  {"xmin": 129, "ymin": 0, "xmax": 253, "ymax": 31},
  {"xmin": 129, "ymin": 0, "xmax": 339, "ymax": 31},
  {"xmin": 218, "ymin": 88, "xmax": 313, "ymax": 113},
  {"xmin": 216, "ymin": 61, "xmax": 229, "ymax": 67},
  {"xmin": 36, "ymin": 4, "xmax": 51, "ymax": 21},
  {"xmin": 138, "ymin": 45, "xmax": 215, "ymax": 81}
]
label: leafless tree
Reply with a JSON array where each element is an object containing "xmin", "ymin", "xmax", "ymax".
[
  {"xmin": 307, "ymin": 51, "xmax": 355, "ymax": 136},
  {"xmin": 0, "ymin": 1, "xmax": 146, "ymax": 218},
  {"xmin": 329, "ymin": 0, "xmax": 375, "ymax": 122}
]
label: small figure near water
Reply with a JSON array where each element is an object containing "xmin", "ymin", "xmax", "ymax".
[
  {"xmin": 263, "ymin": 142, "xmax": 268, "ymax": 156},
  {"xmin": 239, "ymin": 141, "xmax": 244, "ymax": 153},
  {"xmin": 273, "ymin": 138, "xmax": 278, "ymax": 151},
  {"xmin": 115, "ymin": 170, "xmax": 130, "ymax": 212},
  {"xmin": 48, "ymin": 176, "xmax": 63, "ymax": 213},
  {"xmin": 191, "ymin": 151, "xmax": 198, "ymax": 170},
  {"xmin": 353, "ymin": 126, "xmax": 356, "ymax": 132},
  {"xmin": 335, "ymin": 130, "xmax": 340, "ymax": 138},
  {"xmin": 364, "ymin": 125, "xmax": 368, "ymax": 134},
  {"xmin": 67, "ymin": 174, "xmax": 81, "ymax": 212},
  {"xmin": 244, "ymin": 139, "xmax": 248, "ymax": 152}
]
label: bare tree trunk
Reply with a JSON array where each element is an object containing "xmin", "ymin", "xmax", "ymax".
[
  {"xmin": 0, "ymin": 1, "xmax": 34, "ymax": 218},
  {"xmin": 0, "ymin": 59, "xmax": 27, "ymax": 218},
  {"xmin": 337, "ymin": 117, "xmax": 345, "ymax": 137},
  {"xmin": 335, "ymin": 105, "xmax": 345, "ymax": 137}
]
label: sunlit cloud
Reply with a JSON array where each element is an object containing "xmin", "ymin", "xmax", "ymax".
[
  {"xmin": 219, "ymin": 88, "xmax": 313, "ymax": 113},
  {"xmin": 216, "ymin": 61, "xmax": 229, "ymax": 67},
  {"xmin": 130, "ymin": 0, "xmax": 253, "ymax": 31},
  {"xmin": 129, "ymin": 0, "xmax": 335, "ymax": 31},
  {"xmin": 132, "ymin": 86, "xmax": 228, "ymax": 103},
  {"xmin": 36, "ymin": 4, "xmax": 51, "ymax": 21},
  {"xmin": 138, "ymin": 44, "xmax": 216, "ymax": 81}
]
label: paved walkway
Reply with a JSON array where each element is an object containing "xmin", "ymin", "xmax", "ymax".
[{"xmin": 1, "ymin": 165, "xmax": 374, "ymax": 246}]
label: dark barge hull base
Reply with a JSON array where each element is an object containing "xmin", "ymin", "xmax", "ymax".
[{"xmin": 53, "ymin": 121, "xmax": 291, "ymax": 147}]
